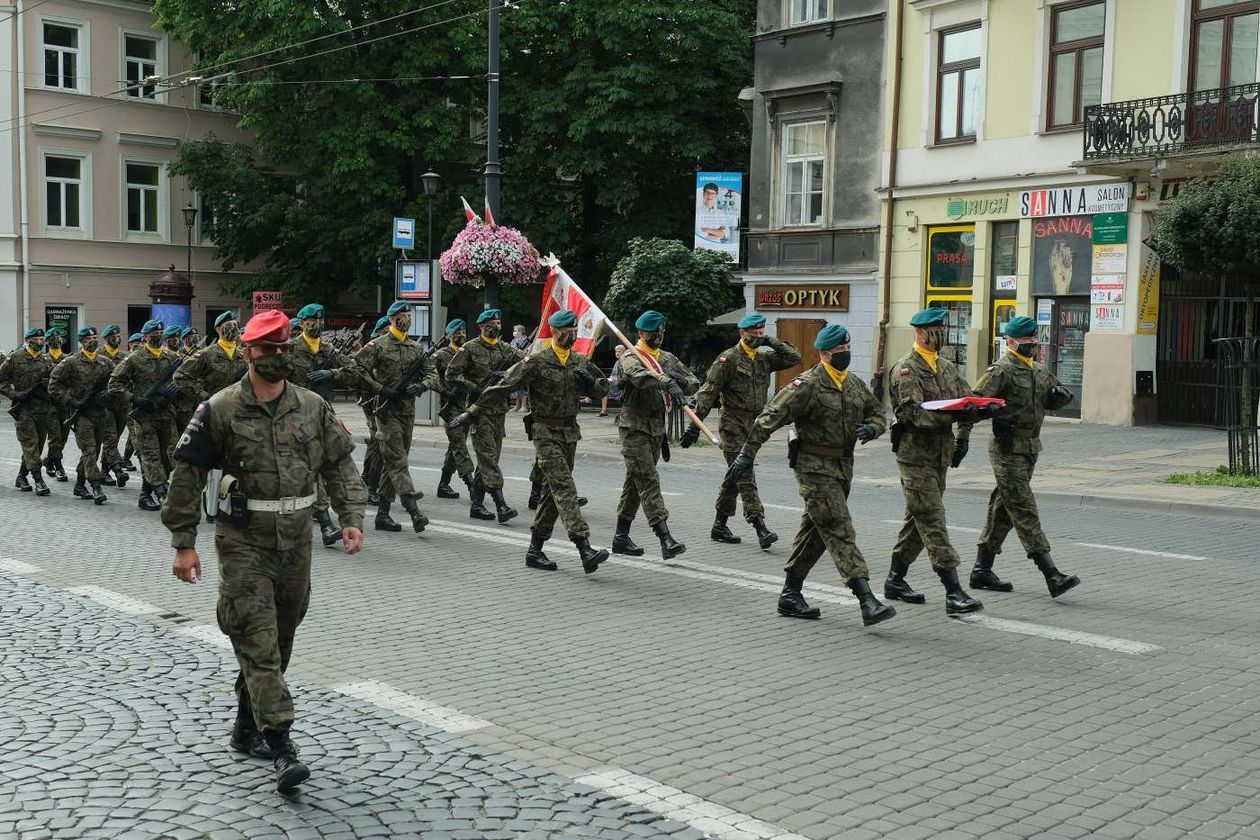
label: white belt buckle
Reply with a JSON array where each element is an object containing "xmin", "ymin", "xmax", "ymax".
[{"xmin": 279, "ymin": 497, "xmax": 297, "ymax": 514}]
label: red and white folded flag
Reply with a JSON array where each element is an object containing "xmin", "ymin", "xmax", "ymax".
[
  {"xmin": 921, "ymin": 396, "xmax": 1006, "ymax": 412},
  {"xmin": 534, "ymin": 263, "xmax": 608, "ymax": 358}
]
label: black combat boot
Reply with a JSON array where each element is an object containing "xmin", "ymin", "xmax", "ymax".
[
  {"xmin": 777, "ymin": 569, "xmax": 821, "ymax": 619},
  {"xmin": 367, "ymin": 490, "xmax": 380, "ymax": 506},
  {"xmin": 489, "ymin": 487, "xmax": 518, "ymax": 523},
  {"xmin": 138, "ymin": 480, "xmax": 156, "ymax": 510},
  {"xmin": 527, "ymin": 479, "xmax": 542, "ymax": 510},
  {"xmin": 750, "ymin": 516, "xmax": 778, "ymax": 550},
  {"xmin": 15, "ymin": 468, "xmax": 31, "ymax": 492},
  {"xmin": 151, "ymin": 481, "xmax": 169, "ymax": 505},
  {"xmin": 436, "ymin": 467, "xmax": 460, "ymax": 499},
  {"xmin": 32, "ymin": 473, "xmax": 50, "ymax": 497},
  {"xmin": 88, "ymin": 480, "xmax": 107, "ymax": 505},
  {"xmin": 469, "ymin": 478, "xmax": 495, "ymax": 521},
  {"xmin": 651, "ymin": 520, "xmax": 686, "ymax": 559},
  {"xmin": 937, "ymin": 567, "xmax": 983, "ymax": 615},
  {"xmin": 313, "ymin": 509, "xmax": 340, "ymax": 546},
  {"xmin": 122, "ymin": 458, "xmax": 137, "ymax": 471},
  {"xmin": 884, "ymin": 555, "xmax": 927, "ymax": 604},
  {"xmin": 573, "ymin": 536, "xmax": 609, "ymax": 574},
  {"xmin": 374, "ymin": 500, "xmax": 402, "ymax": 532},
  {"xmin": 970, "ymin": 545, "xmax": 1013, "ymax": 592},
  {"xmin": 72, "ymin": 470, "xmax": 88, "ymax": 499},
  {"xmin": 612, "ymin": 517, "xmax": 644, "ymax": 556},
  {"xmin": 112, "ymin": 462, "xmax": 129, "ymax": 488},
  {"xmin": 1030, "ymin": 552, "xmax": 1080, "ymax": 598},
  {"xmin": 263, "ymin": 729, "xmax": 309, "ymax": 792},
  {"xmin": 99, "ymin": 469, "xmax": 116, "ymax": 486},
  {"xmin": 228, "ymin": 697, "xmax": 271, "ymax": 759},
  {"xmin": 578, "ymin": 496, "xmax": 588, "ymax": 507},
  {"xmin": 848, "ymin": 578, "xmax": 897, "ymax": 627},
  {"xmin": 524, "ymin": 533, "xmax": 557, "ymax": 571},
  {"xmin": 401, "ymin": 494, "xmax": 429, "ymax": 533},
  {"xmin": 52, "ymin": 460, "xmax": 67, "ymax": 482},
  {"xmin": 710, "ymin": 516, "xmax": 741, "ymax": 544}
]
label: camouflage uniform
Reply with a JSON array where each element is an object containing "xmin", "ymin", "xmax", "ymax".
[
  {"xmin": 616, "ymin": 347, "xmax": 699, "ymax": 526},
  {"xmin": 694, "ymin": 337, "xmax": 801, "ymax": 522},
  {"xmin": 162, "ymin": 376, "xmax": 365, "ymax": 731},
  {"xmin": 0, "ymin": 349, "xmax": 56, "ymax": 473},
  {"xmin": 446, "ymin": 336, "xmax": 523, "ymax": 492},
  {"xmin": 742, "ymin": 364, "xmax": 886, "ymax": 581},
  {"xmin": 108, "ymin": 346, "xmax": 183, "ymax": 485},
  {"xmin": 888, "ymin": 349, "xmax": 974, "ymax": 572},
  {"xmin": 432, "ymin": 343, "xmax": 474, "ymax": 482},
  {"xmin": 48, "ymin": 350, "xmax": 115, "ymax": 483},
  {"xmin": 353, "ymin": 330, "xmax": 435, "ymax": 504},
  {"xmin": 98, "ymin": 346, "xmax": 133, "ymax": 472},
  {"xmin": 173, "ymin": 340, "xmax": 249, "ymax": 403},
  {"xmin": 43, "ymin": 350, "xmax": 70, "ymax": 465}
]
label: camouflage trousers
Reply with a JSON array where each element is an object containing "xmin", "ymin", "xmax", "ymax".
[
  {"xmin": 361, "ymin": 409, "xmax": 381, "ymax": 493},
  {"xmin": 44, "ymin": 403, "xmax": 70, "ymax": 461},
  {"xmin": 530, "ymin": 425, "xmax": 589, "ymax": 542},
  {"xmin": 784, "ymin": 471, "xmax": 868, "ymax": 582},
  {"xmin": 716, "ymin": 426, "xmax": 763, "ymax": 522},
  {"xmin": 216, "ymin": 536, "xmax": 311, "ymax": 731},
  {"xmin": 133, "ymin": 412, "xmax": 177, "ymax": 486},
  {"xmin": 375, "ymin": 410, "xmax": 416, "ymax": 502},
  {"xmin": 72, "ymin": 409, "xmax": 116, "ymax": 482},
  {"xmin": 617, "ymin": 426, "xmax": 669, "ymax": 527},
  {"xmin": 980, "ymin": 447, "xmax": 1050, "ymax": 555},
  {"xmin": 441, "ymin": 417, "xmax": 475, "ymax": 479},
  {"xmin": 12, "ymin": 401, "xmax": 54, "ymax": 472},
  {"xmin": 892, "ymin": 458, "xmax": 961, "ymax": 572},
  {"xmin": 471, "ymin": 411, "xmax": 507, "ymax": 490},
  {"xmin": 98, "ymin": 400, "xmax": 130, "ymax": 470}
]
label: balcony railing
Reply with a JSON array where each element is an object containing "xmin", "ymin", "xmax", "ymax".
[{"xmin": 1083, "ymin": 82, "xmax": 1260, "ymax": 161}]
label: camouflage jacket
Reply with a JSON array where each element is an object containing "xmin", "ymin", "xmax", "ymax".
[
  {"xmin": 975, "ymin": 351, "xmax": 1064, "ymax": 456},
  {"xmin": 354, "ymin": 330, "xmax": 437, "ymax": 416},
  {"xmin": 744, "ymin": 364, "xmax": 886, "ymax": 482},
  {"xmin": 287, "ymin": 334, "xmax": 377, "ymax": 403},
  {"xmin": 473, "ymin": 345, "xmax": 608, "ymax": 439},
  {"xmin": 445, "ymin": 336, "xmax": 523, "ymax": 416},
  {"xmin": 48, "ymin": 350, "xmax": 113, "ymax": 419},
  {"xmin": 173, "ymin": 341, "xmax": 248, "ymax": 403},
  {"xmin": 616, "ymin": 346, "xmax": 699, "ymax": 435},
  {"xmin": 430, "ymin": 343, "xmax": 462, "ymax": 417},
  {"xmin": 0, "ymin": 348, "xmax": 55, "ymax": 404},
  {"xmin": 695, "ymin": 338, "xmax": 801, "ymax": 419},
  {"xmin": 108, "ymin": 346, "xmax": 183, "ymax": 415},
  {"xmin": 888, "ymin": 348, "xmax": 974, "ymax": 467},
  {"xmin": 162, "ymin": 377, "xmax": 366, "ymax": 550}
]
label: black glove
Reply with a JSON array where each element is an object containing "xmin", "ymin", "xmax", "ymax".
[
  {"xmin": 157, "ymin": 382, "xmax": 180, "ymax": 402},
  {"xmin": 131, "ymin": 396, "xmax": 157, "ymax": 414},
  {"xmin": 679, "ymin": 425, "xmax": 701, "ymax": 448},
  {"xmin": 307, "ymin": 369, "xmax": 335, "ymax": 388},
  {"xmin": 951, "ymin": 437, "xmax": 970, "ymax": 468},
  {"xmin": 855, "ymin": 424, "xmax": 877, "ymax": 444},
  {"xmin": 667, "ymin": 379, "xmax": 686, "ymax": 404},
  {"xmin": 725, "ymin": 450, "xmax": 754, "ymax": 484},
  {"xmin": 379, "ymin": 384, "xmax": 400, "ymax": 402},
  {"xmin": 992, "ymin": 417, "xmax": 1015, "ymax": 442},
  {"xmin": 1048, "ymin": 385, "xmax": 1074, "ymax": 409},
  {"xmin": 448, "ymin": 410, "xmax": 474, "ymax": 429},
  {"xmin": 487, "ymin": 370, "xmax": 507, "ymax": 384},
  {"xmin": 572, "ymin": 365, "xmax": 596, "ymax": 391},
  {"xmin": 958, "ymin": 406, "xmax": 981, "ymax": 424},
  {"xmin": 403, "ymin": 382, "xmax": 426, "ymax": 398},
  {"xmin": 66, "ymin": 398, "xmax": 83, "ymax": 414},
  {"xmin": 93, "ymin": 390, "xmax": 113, "ymax": 407}
]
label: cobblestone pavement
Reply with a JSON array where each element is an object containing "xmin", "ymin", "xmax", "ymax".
[{"xmin": 3, "ymin": 415, "xmax": 1260, "ymax": 839}]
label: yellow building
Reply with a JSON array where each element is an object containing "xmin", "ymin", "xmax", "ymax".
[{"xmin": 877, "ymin": 0, "xmax": 1251, "ymax": 425}]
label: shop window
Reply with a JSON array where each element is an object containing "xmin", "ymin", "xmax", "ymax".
[
  {"xmin": 989, "ymin": 220, "xmax": 1020, "ymax": 362},
  {"xmin": 1047, "ymin": 1, "xmax": 1105, "ymax": 129},
  {"xmin": 927, "ymin": 225, "xmax": 976, "ymax": 290},
  {"xmin": 924, "ymin": 297, "xmax": 973, "ymax": 370},
  {"xmin": 1031, "ymin": 215, "xmax": 1092, "ymax": 296}
]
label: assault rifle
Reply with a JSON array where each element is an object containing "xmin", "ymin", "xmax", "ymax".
[
  {"xmin": 317, "ymin": 322, "xmax": 367, "ymax": 371},
  {"xmin": 63, "ymin": 370, "xmax": 110, "ymax": 428},
  {"xmin": 361, "ymin": 336, "xmax": 449, "ymax": 416},
  {"xmin": 129, "ymin": 356, "xmax": 181, "ymax": 418},
  {"xmin": 6, "ymin": 377, "xmax": 48, "ymax": 417}
]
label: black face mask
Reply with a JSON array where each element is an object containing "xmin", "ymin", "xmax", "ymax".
[
  {"xmin": 221, "ymin": 325, "xmax": 240, "ymax": 342},
  {"xmin": 304, "ymin": 322, "xmax": 323, "ymax": 338},
  {"xmin": 449, "ymin": 333, "xmax": 465, "ymax": 347},
  {"xmin": 829, "ymin": 351, "xmax": 851, "ymax": 371},
  {"xmin": 146, "ymin": 336, "xmax": 162, "ymax": 348},
  {"xmin": 483, "ymin": 324, "xmax": 502, "ymax": 340},
  {"xmin": 921, "ymin": 330, "xmax": 945, "ymax": 351},
  {"xmin": 643, "ymin": 332, "xmax": 664, "ymax": 349},
  {"xmin": 82, "ymin": 339, "xmax": 99, "ymax": 353},
  {"xmin": 26, "ymin": 340, "xmax": 42, "ymax": 353},
  {"xmin": 554, "ymin": 332, "xmax": 577, "ymax": 349},
  {"xmin": 744, "ymin": 336, "xmax": 766, "ymax": 348},
  {"xmin": 105, "ymin": 336, "xmax": 121, "ymax": 349},
  {"xmin": 47, "ymin": 337, "xmax": 63, "ymax": 349},
  {"xmin": 1013, "ymin": 341, "xmax": 1038, "ymax": 358}
]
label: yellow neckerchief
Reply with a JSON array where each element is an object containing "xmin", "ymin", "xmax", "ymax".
[
  {"xmin": 1009, "ymin": 348, "xmax": 1034, "ymax": 369},
  {"xmin": 636, "ymin": 340, "xmax": 661, "ymax": 361},
  {"xmin": 26, "ymin": 346, "xmax": 39, "ymax": 359},
  {"xmin": 821, "ymin": 360, "xmax": 848, "ymax": 390},
  {"xmin": 103, "ymin": 344, "xmax": 120, "ymax": 358},
  {"xmin": 48, "ymin": 348, "xmax": 63, "ymax": 360},
  {"xmin": 388, "ymin": 325, "xmax": 407, "ymax": 342},
  {"xmin": 552, "ymin": 343, "xmax": 571, "ymax": 366},
  {"xmin": 913, "ymin": 342, "xmax": 939, "ymax": 373},
  {"xmin": 218, "ymin": 339, "xmax": 238, "ymax": 358},
  {"xmin": 81, "ymin": 348, "xmax": 97, "ymax": 362},
  {"xmin": 482, "ymin": 335, "xmax": 500, "ymax": 346},
  {"xmin": 145, "ymin": 343, "xmax": 164, "ymax": 358},
  {"xmin": 301, "ymin": 332, "xmax": 321, "ymax": 354},
  {"xmin": 739, "ymin": 339, "xmax": 758, "ymax": 359}
]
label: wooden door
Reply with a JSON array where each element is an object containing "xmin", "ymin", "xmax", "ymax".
[{"xmin": 775, "ymin": 318, "xmax": 825, "ymax": 390}]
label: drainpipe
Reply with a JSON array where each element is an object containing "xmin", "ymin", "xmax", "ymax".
[
  {"xmin": 872, "ymin": 0, "xmax": 905, "ymax": 401},
  {"xmin": 16, "ymin": 0, "xmax": 31, "ymax": 333}
]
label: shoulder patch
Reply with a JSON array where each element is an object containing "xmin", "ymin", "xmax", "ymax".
[
  {"xmin": 718, "ymin": 355, "xmax": 728, "ymax": 363},
  {"xmin": 790, "ymin": 377, "xmax": 804, "ymax": 388},
  {"xmin": 985, "ymin": 365, "xmax": 995, "ymax": 372},
  {"xmin": 899, "ymin": 367, "xmax": 911, "ymax": 376}
]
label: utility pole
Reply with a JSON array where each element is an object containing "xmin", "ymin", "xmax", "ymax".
[{"xmin": 484, "ymin": 0, "xmax": 502, "ymax": 309}]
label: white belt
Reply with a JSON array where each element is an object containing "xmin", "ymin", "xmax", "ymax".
[{"xmin": 245, "ymin": 493, "xmax": 317, "ymax": 514}]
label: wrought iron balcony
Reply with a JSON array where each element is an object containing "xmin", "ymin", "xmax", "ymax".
[{"xmin": 1083, "ymin": 82, "xmax": 1260, "ymax": 162}]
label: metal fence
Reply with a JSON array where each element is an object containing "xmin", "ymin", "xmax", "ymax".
[
  {"xmin": 1212, "ymin": 337, "xmax": 1260, "ymax": 474},
  {"xmin": 1083, "ymin": 81, "xmax": 1260, "ymax": 161}
]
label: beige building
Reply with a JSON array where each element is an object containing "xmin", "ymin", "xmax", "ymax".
[{"xmin": 1, "ymin": 0, "xmax": 254, "ymax": 351}]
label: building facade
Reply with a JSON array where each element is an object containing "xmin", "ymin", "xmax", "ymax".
[{"xmin": 0, "ymin": 0, "xmax": 254, "ymax": 352}]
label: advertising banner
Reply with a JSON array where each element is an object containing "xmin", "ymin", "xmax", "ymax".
[{"xmin": 694, "ymin": 172, "xmax": 742, "ymax": 260}]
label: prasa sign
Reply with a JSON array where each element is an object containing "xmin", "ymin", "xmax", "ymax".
[{"xmin": 1019, "ymin": 183, "xmax": 1130, "ymax": 218}]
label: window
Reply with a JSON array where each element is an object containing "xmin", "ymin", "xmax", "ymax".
[
  {"xmin": 124, "ymin": 34, "xmax": 159, "ymax": 99},
  {"xmin": 198, "ymin": 193, "xmax": 217, "ymax": 244},
  {"xmin": 125, "ymin": 162, "xmax": 161, "ymax": 234},
  {"xmin": 781, "ymin": 122, "xmax": 825, "ymax": 226},
  {"xmin": 1191, "ymin": 0, "xmax": 1259, "ymax": 91},
  {"xmin": 1047, "ymin": 1, "xmax": 1105, "ymax": 129},
  {"xmin": 43, "ymin": 22, "xmax": 81, "ymax": 91},
  {"xmin": 44, "ymin": 155, "xmax": 83, "ymax": 230},
  {"xmin": 789, "ymin": 0, "xmax": 828, "ymax": 26},
  {"xmin": 936, "ymin": 23, "xmax": 982, "ymax": 143}
]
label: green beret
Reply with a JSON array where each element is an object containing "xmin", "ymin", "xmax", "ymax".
[
  {"xmin": 24, "ymin": 327, "xmax": 44, "ymax": 339},
  {"xmin": 214, "ymin": 311, "xmax": 237, "ymax": 328},
  {"xmin": 909, "ymin": 307, "xmax": 949, "ymax": 328},
  {"xmin": 1005, "ymin": 316, "xmax": 1037, "ymax": 339},
  {"xmin": 141, "ymin": 319, "xmax": 163, "ymax": 334},
  {"xmin": 289, "ymin": 318, "xmax": 301, "ymax": 330},
  {"xmin": 476, "ymin": 308, "xmax": 502, "ymax": 324},
  {"xmin": 128, "ymin": 333, "xmax": 142, "ymax": 343},
  {"xmin": 635, "ymin": 310, "xmax": 666, "ymax": 331},
  {"xmin": 386, "ymin": 300, "xmax": 411, "ymax": 316},
  {"xmin": 77, "ymin": 325, "xmax": 98, "ymax": 340},
  {"xmin": 102, "ymin": 324, "xmax": 121, "ymax": 337},
  {"xmin": 373, "ymin": 316, "xmax": 390, "ymax": 335},
  {"xmin": 163, "ymin": 325, "xmax": 182, "ymax": 339},
  {"xmin": 813, "ymin": 324, "xmax": 850, "ymax": 351},
  {"xmin": 737, "ymin": 314, "xmax": 766, "ymax": 330},
  {"xmin": 296, "ymin": 303, "xmax": 325, "ymax": 320},
  {"xmin": 548, "ymin": 309, "xmax": 577, "ymax": 329},
  {"xmin": 46, "ymin": 327, "xmax": 65, "ymax": 337},
  {"xmin": 180, "ymin": 326, "xmax": 198, "ymax": 339},
  {"xmin": 444, "ymin": 318, "xmax": 466, "ymax": 335}
]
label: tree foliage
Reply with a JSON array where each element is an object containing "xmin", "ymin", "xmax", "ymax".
[
  {"xmin": 1153, "ymin": 155, "xmax": 1260, "ymax": 279},
  {"xmin": 604, "ymin": 238, "xmax": 742, "ymax": 336}
]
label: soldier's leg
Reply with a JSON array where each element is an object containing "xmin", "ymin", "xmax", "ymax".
[
  {"xmin": 778, "ymin": 509, "xmax": 825, "ymax": 618},
  {"xmin": 75, "ymin": 418, "xmax": 102, "ymax": 481},
  {"xmin": 99, "ymin": 409, "xmax": 121, "ymax": 473},
  {"xmin": 272, "ymin": 547, "xmax": 313, "ymax": 687},
  {"xmin": 537, "ymin": 437, "xmax": 586, "ymax": 541},
  {"xmin": 445, "ymin": 422, "xmax": 475, "ymax": 477},
  {"xmin": 804, "ymin": 481, "xmax": 869, "ymax": 582},
  {"xmin": 530, "ymin": 440, "xmax": 562, "ymax": 542},
  {"xmin": 471, "ymin": 413, "xmax": 506, "ymax": 490},
  {"xmin": 135, "ymin": 418, "xmax": 168, "ymax": 486},
  {"xmin": 15, "ymin": 410, "xmax": 43, "ymax": 473},
  {"xmin": 714, "ymin": 449, "xmax": 740, "ymax": 519},
  {"xmin": 628, "ymin": 431, "xmax": 668, "ymax": 527},
  {"xmin": 616, "ymin": 427, "xmax": 642, "ymax": 523},
  {"xmin": 901, "ymin": 465, "xmax": 960, "ymax": 572},
  {"xmin": 377, "ymin": 414, "xmax": 416, "ymax": 501},
  {"xmin": 891, "ymin": 470, "xmax": 927, "ymax": 563},
  {"xmin": 979, "ymin": 485, "xmax": 1015, "ymax": 554},
  {"xmin": 996, "ymin": 454, "xmax": 1050, "ymax": 555}
]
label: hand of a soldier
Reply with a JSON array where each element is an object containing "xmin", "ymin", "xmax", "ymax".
[
  {"xmin": 172, "ymin": 548, "xmax": 202, "ymax": 583},
  {"xmin": 572, "ymin": 365, "xmax": 596, "ymax": 391},
  {"xmin": 341, "ymin": 527, "xmax": 363, "ymax": 555},
  {"xmin": 379, "ymin": 384, "xmax": 399, "ymax": 402},
  {"xmin": 726, "ymin": 450, "xmax": 754, "ymax": 483},
  {"xmin": 402, "ymin": 382, "xmax": 426, "ymax": 398},
  {"xmin": 158, "ymin": 382, "xmax": 180, "ymax": 402},
  {"xmin": 307, "ymin": 369, "xmax": 335, "ymax": 388},
  {"xmin": 132, "ymin": 396, "xmax": 157, "ymax": 414},
  {"xmin": 958, "ymin": 406, "xmax": 981, "ymax": 424},
  {"xmin": 951, "ymin": 437, "xmax": 970, "ymax": 468},
  {"xmin": 679, "ymin": 425, "xmax": 701, "ymax": 448},
  {"xmin": 855, "ymin": 423, "xmax": 878, "ymax": 444},
  {"xmin": 449, "ymin": 410, "xmax": 474, "ymax": 429},
  {"xmin": 667, "ymin": 379, "xmax": 687, "ymax": 404},
  {"xmin": 1049, "ymin": 385, "xmax": 1074, "ymax": 406},
  {"xmin": 992, "ymin": 417, "xmax": 1015, "ymax": 441},
  {"xmin": 93, "ymin": 390, "xmax": 113, "ymax": 407}
]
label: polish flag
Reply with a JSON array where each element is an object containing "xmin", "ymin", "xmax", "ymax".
[
  {"xmin": 533, "ymin": 265, "xmax": 608, "ymax": 357},
  {"xmin": 459, "ymin": 196, "xmax": 480, "ymax": 223},
  {"xmin": 483, "ymin": 199, "xmax": 496, "ymax": 228}
]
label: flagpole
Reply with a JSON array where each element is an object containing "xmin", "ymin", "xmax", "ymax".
[{"xmin": 603, "ymin": 321, "xmax": 719, "ymax": 445}]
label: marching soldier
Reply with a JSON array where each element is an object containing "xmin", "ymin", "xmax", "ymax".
[
  {"xmin": 452, "ymin": 309, "xmax": 611, "ymax": 573},
  {"xmin": 358, "ymin": 316, "xmax": 391, "ymax": 506},
  {"xmin": 180, "ymin": 326, "xmax": 200, "ymax": 357},
  {"xmin": 163, "ymin": 325, "xmax": 184, "ymax": 354},
  {"xmin": 48, "ymin": 326, "xmax": 116, "ymax": 504},
  {"xmin": 0, "ymin": 328, "xmax": 55, "ymax": 496},
  {"xmin": 354, "ymin": 301, "xmax": 431, "ymax": 534},
  {"xmin": 431, "ymin": 318, "xmax": 476, "ymax": 500},
  {"xmin": 884, "ymin": 307, "xmax": 984, "ymax": 615},
  {"xmin": 96, "ymin": 324, "xmax": 131, "ymax": 488},
  {"xmin": 683, "ymin": 313, "xmax": 800, "ymax": 549},
  {"xmin": 164, "ymin": 309, "xmax": 366, "ymax": 792},
  {"xmin": 41, "ymin": 327, "xmax": 70, "ymax": 482},
  {"xmin": 612, "ymin": 310, "xmax": 698, "ymax": 559},
  {"xmin": 173, "ymin": 312, "xmax": 248, "ymax": 403},
  {"xmin": 445, "ymin": 308, "xmax": 523, "ymax": 523},
  {"xmin": 127, "ymin": 333, "xmax": 143, "ymax": 353},
  {"xmin": 121, "ymin": 332, "xmax": 144, "ymax": 469},
  {"xmin": 971, "ymin": 316, "xmax": 1080, "ymax": 598},
  {"xmin": 109, "ymin": 319, "xmax": 183, "ymax": 511},
  {"xmin": 726, "ymin": 324, "xmax": 895, "ymax": 625}
]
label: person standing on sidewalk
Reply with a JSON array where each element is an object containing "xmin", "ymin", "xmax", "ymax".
[
  {"xmin": 682, "ymin": 313, "xmax": 800, "ymax": 550},
  {"xmin": 48, "ymin": 326, "xmax": 116, "ymax": 504},
  {"xmin": 1, "ymin": 328, "xmax": 56, "ymax": 496},
  {"xmin": 108, "ymin": 319, "xmax": 182, "ymax": 511},
  {"xmin": 164, "ymin": 309, "xmax": 366, "ymax": 792},
  {"xmin": 884, "ymin": 307, "xmax": 985, "ymax": 616},
  {"xmin": 432, "ymin": 318, "xmax": 477, "ymax": 500},
  {"xmin": 970, "ymin": 315, "xmax": 1081, "ymax": 598},
  {"xmin": 725, "ymin": 324, "xmax": 895, "ymax": 626},
  {"xmin": 509, "ymin": 323, "xmax": 532, "ymax": 412},
  {"xmin": 40, "ymin": 327, "xmax": 70, "ymax": 482}
]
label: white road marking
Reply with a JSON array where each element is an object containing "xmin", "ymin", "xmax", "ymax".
[
  {"xmin": 68, "ymin": 585, "xmax": 164, "ymax": 617},
  {"xmin": 880, "ymin": 518, "xmax": 981, "ymax": 534},
  {"xmin": 1074, "ymin": 542, "xmax": 1207, "ymax": 561},
  {"xmin": 576, "ymin": 767, "xmax": 811, "ymax": 840},
  {"xmin": 952, "ymin": 614, "xmax": 1161, "ymax": 655},
  {"xmin": 408, "ymin": 465, "xmax": 530, "ymax": 482},
  {"xmin": 0, "ymin": 557, "xmax": 41, "ymax": 575},
  {"xmin": 333, "ymin": 679, "xmax": 492, "ymax": 734},
  {"xmin": 762, "ymin": 503, "xmax": 802, "ymax": 513},
  {"xmin": 171, "ymin": 624, "xmax": 234, "ymax": 651}
]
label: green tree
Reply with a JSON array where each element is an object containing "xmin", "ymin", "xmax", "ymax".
[{"xmin": 604, "ymin": 237, "xmax": 742, "ymax": 340}]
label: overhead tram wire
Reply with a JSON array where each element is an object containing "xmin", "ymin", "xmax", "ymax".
[{"xmin": 0, "ymin": 0, "xmax": 58, "ymax": 24}]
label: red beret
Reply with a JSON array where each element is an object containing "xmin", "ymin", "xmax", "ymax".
[{"xmin": 241, "ymin": 310, "xmax": 292, "ymax": 345}]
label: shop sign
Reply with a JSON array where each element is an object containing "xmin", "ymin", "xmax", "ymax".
[
  {"xmin": 1032, "ymin": 216, "xmax": 1092, "ymax": 296},
  {"xmin": 1019, "ymin": 183, "xmax": 1130, "ymax": 218},
  {"xmin": 1094, "ymin": 304, "xmax": 1124, "ymax": 330},
  {"xmin": 1036, "ymin": 299, "xmax": 1054, "ymax": 324},
  {"xmin": 1091, "ymin": 275, "xmax": 1124, "ymax": 305},
  {"xmin": 1091, "ymin": 243, "xmax": 1127, "ymax": 274},
  {"xmin": 1136, "ymin": 245, "xmax": 1161, "ymax": 335},
  {"xmin": 754, "ymin": 283, "xmax": 849, "ymax": 311},
  {"xmin": 945, "ymin": 193, "xmax": 1012, "ymax": 221},
  {"xmin": 252, "ymin": 290, "xmax": 285, "ymax": 311},
  {"xmin": 1092, "ymin": 212, "xmax": 1128, "ymax": 244}
]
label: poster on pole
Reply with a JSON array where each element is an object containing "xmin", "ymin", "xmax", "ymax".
[{"xmin": 694, "ymin": 172, "xmax": 742, "ymax": 261}]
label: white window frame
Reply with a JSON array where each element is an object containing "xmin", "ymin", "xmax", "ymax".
[
  {"xmin": 121, "ymin": 157, "xmax": 167, "ymax": 241},
  {"xmin": 39, "ymin": 148, "xmax": 92, "ymax": 239},
  {"xmin": 787, "ymin": 0, "xmax": 829, "ymax": 26},
  {"xmin": 120, "ymin": 29, "xmax": 166, "ymax": 103},
  {"xmin": 38, "ymin": 16, "xmax": 90, "ymax": 95},
  {"xmin": 779, "ymin": 120, "xmax": 828, "ymax": 228},
  {"xmin": 917, "ymin": 0, "xmax": 991, "ymax": 147}
]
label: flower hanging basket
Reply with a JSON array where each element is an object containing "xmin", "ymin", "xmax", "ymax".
[{"xmin": 439, "ymin": 220, "xmax": 541, "ymax": 287}]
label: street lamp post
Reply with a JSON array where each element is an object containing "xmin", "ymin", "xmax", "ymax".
[
  {"xmin": 484, "ymin": 0, "xmax": 502, "ymax": 309},
  {"xmin": 421, "ymin": 170, "xmax": 441, "ymax": 261},
  {"xmin": 181, "ymin": 203, "xmax": 198, "ymax": 298}
]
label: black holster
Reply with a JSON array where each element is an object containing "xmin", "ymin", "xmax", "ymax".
[
  {"xmin": 660, "ymin": 434, "xmax": 671, "ymax": 463},
  {"xmin": 890, "ymin": 421, "xmax": 904, "ymax": 454},
  {"xmin": 523, "ymin": 413, "xmax": 535, "ymax": 441},
  {"xmin": 787, "ymin": 436, "xmax": 800, "ymax": 468}
]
